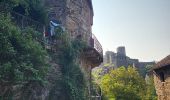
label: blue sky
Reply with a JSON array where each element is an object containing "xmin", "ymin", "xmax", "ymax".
[{"xmin": 92, "ymin": 0, "xmax": 170, "ymax": 62}]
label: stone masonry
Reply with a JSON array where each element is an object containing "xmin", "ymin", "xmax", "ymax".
[
  {"xmin": 45, "ymin": 0, "xmax": 93, "ymax": 41},
  {"xmin": 153, "ymin": 55, "xmax": 170, "ymax": 100},
  {"xmin": 104, "ymin": 46, "xmax": 155, "ymax": 69},
  {"xmin": 44, "ymin": 0, "xmax": 102, "ymax": 99}
]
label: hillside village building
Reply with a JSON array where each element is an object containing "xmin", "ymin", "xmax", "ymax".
[
  {"xmin": 152, "ymin": 55, "xmax": 170, "ymax": 100},
  {"xmin": 104, "ymin": 46, "xmax": 155, "ymax": 69}
]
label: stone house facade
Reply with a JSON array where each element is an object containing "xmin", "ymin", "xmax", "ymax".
[{"xmin": 152, "ymin": 55, "xmax": 170, "ymax": 100}]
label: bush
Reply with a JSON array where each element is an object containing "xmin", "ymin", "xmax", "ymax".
[{"xmin": 0, "ymin": 14, "xmax": 48, "ymax": 84}]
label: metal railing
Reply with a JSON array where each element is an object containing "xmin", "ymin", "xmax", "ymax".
[{"xmin": 89, "ymin": 34, "xmax": 103, "ymax": 57}]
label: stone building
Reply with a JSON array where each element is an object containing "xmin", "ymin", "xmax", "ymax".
[
  {"xmin": 104, "ymin": 46, "xmax": 154, "ymax": 69},
  {"xmin": 152, "ymin": 55, "xmax": 170, "ymax": 100},
  {"xmin": 45, "ymin": 0, "xmax": 103, "ymax": 99},
  {"xmin": 44, "ymin": 0, "xmax": 103, "ymax": 69},
  {"xmin": 44, "ymin": 0, "xmax": 103, "ymax": 65},
  {"xmin": 45, "ymin": 0, "xmax": 93, "ymax": 40}
]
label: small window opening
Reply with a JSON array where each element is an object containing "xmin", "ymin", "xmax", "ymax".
[{"xmin": 159, "ymin": 72, "xmax": 165, "ymax": 82}]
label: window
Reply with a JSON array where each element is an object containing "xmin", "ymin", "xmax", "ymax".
[{"xmin": 159, "ymin": 72, "xmax": 165, "ymax": 82}]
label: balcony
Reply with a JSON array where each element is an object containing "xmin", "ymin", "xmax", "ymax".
[{"xmin": 83, "ymin": 34, "xmax": 103, "ymax": 67}]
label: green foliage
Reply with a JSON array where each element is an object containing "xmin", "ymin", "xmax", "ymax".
[
  {"xmin": 49, "ymin": 29, "xmax": 89, "ymax": 100},
  {"xmin": 92, "ymin": 67, "xmax": 103, "ymax": 80},
  {"xmin": 138, "ymin": 64, "xmax": 154, "ymax": 78},
  {"xmin": 0, "ymin": 14, "xmax": 48, "ymax": 84},
  {"xmin": 21, "ymin": 0, "xmax": 48, "ymax": 24},
  {"xmin": 145, "ymin": 76, "xmax": 157, "ymax": 100},
  {"xmin": 104, "ymin": 63, "xmax": 114, "ymax": 67},
  {"xmin": 99, "ymin": 66, "xmax": 147, "ymax": 100},
  {"xmin": 0, "ymin": 0, "xmax": 48, "ymax": 24},
  {"xmin": 0, "ymin": 0, "xmax": 21, "ymax": 11}
]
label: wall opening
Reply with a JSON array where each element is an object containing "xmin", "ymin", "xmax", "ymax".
[{"xmin": 159, "ymin": 72, "xmax": 165, "ymax": 82}]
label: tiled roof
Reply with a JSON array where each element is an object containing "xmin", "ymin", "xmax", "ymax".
[{"xmin": 153, "ymin": 55, "xmax": 170, "ymax": 70}]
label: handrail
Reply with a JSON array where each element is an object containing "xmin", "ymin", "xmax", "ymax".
[{"xmin": 89, "ymin": 34, "xmax": 103, "ymax": 57}]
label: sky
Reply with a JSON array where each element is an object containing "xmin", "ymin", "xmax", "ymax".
[{"xmin": 92, "ymin": 0, "xmax": 170, "ymax": 62}]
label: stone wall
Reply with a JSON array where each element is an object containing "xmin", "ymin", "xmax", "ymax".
[
  {"xmin": 80, "ymin": 56, "xmax": 93, "ymax": 97},
  {"xmin": 103, "ymin": 47, "xmax": 155, "ymax": 69},
  {"xmin": 44, "ymin": 0, "xmax": 95, "ymax": 99},
  {"xmin": 45, "ymin": 0, "xmax": 93, "ymax": 41},
  {"xmin": 154, "ymin": 67, "xmax": 170, "ymax": 100}
]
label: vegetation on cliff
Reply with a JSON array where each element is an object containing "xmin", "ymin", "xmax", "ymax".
[
  {"xmin": 0, "ymin": 13, "xmax": 48, "ymax": 99},
  {"xmin": 48, "ymin": 28, "xmax": 89, "ymax": 100},
  {"xmin": 0, "ymin": 1, "xmax": 90, "ymax": 99},
  {"xmin": 0, "ymin": 0, "xmax": 47, "ymax": 24}
]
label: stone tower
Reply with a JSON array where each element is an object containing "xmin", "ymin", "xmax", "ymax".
[
  {"xmin": 116, "ymin": 46, "xmax": 128, "ymax": 67},
  {"xmin": 117, "ymin": 46, "xmax": 126, "ymax": 56},
  {"xmin": 105, "ymin": 51, "xmax": 113, "ymax": 64}
]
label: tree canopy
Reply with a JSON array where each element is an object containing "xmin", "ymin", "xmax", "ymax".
[
  {"xmin": 98, "ymin": 66, "xmax": 147, "ymax": 100},
  {"xmin": 0, "ymin": 0, "xmax": 47, "ymax": 24}
]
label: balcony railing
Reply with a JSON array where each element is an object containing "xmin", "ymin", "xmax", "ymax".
[
  {"xmin": 83, "ymin": 34, "xmax": 103, "ymax": 67},
  {"xmin": 91, "ymin": 34, "xmax": 103, "ymax": 58}
]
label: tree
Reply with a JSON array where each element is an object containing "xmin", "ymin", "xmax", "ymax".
[
  {"xmin": 0, "ymin": 14, "xmax": 48, "ymax": 98},
  {"xmin": 0, "ymin": 0, "xmax": 47, "ymax": 24},
  {"xmin": 145, "ymin": 75, "xmax": 157, "ymax": 100},
  {"xmin": 99, "ymin": 66, "xmax": 146, "ymax": 100},
  {"xmin": 138, "ymin": 64, "xmax": 154, "ymax": 78}
]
